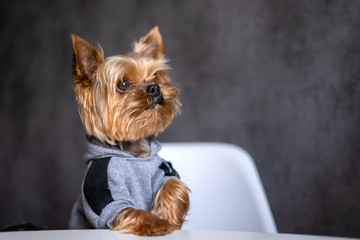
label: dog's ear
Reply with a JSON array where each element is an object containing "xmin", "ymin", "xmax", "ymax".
[
  {"xmin": 133, "ymin": 26, "xmax": 164, "ymax": 59},
  {"xmin": 71, "ymin": 34, "xmax": 103, "ymax": 82}
]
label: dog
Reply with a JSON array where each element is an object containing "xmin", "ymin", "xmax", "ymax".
[{"xmin": 69, "ymin": 27, "xmax": 190, "ymax": 236}]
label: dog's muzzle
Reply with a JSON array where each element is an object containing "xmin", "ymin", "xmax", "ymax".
[{"xmin": 146, "ymin": 84, "xmax": 164, "ymax": 105}]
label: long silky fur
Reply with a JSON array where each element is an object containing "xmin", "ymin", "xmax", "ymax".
[
  {"xmin": 74, "ymin": 48, "xmax": 181, "ymax": 144},
  {"xmin": 71, "ymin": 27, "xmax": 189, "ymax": 236},
  {"xmin": 152, "ymin": 178, "xmax": 190, "ymax": 229}
]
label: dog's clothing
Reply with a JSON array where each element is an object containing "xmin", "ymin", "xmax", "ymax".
[{"xmin": 69, "ymin": 137, "xmax": 179, "ymax": 229}]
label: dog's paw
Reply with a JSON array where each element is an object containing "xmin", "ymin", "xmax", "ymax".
[
  {"xmin": 128, "ymin": 217, "xmax": 176, "ymax": 236},
  {"xmin": 111, "ymin": 208, "xmax": 176, "ymax": 236},
  {"xmin": 153, "ymin": 178, "xmax": 190, "ymax": 229}
]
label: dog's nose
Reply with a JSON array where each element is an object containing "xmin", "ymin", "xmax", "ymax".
[{"xmin": 146, "ymin": 84, "xmax": 161, "ymax": 98}]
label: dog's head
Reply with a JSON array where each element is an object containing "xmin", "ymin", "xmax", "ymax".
[{"xmin": 71, "ymin": 27, "xmax": 181, "ymax": 144}]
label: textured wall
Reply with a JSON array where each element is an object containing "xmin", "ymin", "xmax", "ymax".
[{"xmin": 1, "ymin": 0, "xmax": 360, "ymax": 237}]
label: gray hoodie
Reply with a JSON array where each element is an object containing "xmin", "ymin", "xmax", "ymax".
[{"xmin": 69, "ymin": 137, "xmax": 179, "ymax": 229}]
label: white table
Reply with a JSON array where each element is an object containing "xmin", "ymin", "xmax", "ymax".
[{"xmin": 0, "ymin": 230, "xmax": 357, "ymax": 240}]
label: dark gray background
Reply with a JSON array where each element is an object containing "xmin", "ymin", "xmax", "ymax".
[{"xmin": 1, "ymin": 0, "xmax": 360, "ymax": 238}]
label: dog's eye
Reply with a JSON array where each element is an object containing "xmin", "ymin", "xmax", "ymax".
[{"xmin": 117, "ymin": 79, "xmax": 131, "ymax": 92}]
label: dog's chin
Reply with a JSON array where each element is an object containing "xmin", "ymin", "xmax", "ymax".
[
  {"xmin": 111, "ymin": 100, "xmax": 178, "ymax": 142},
  {"xmin": 140, "ymin": 101, "xmax": 175, "ymax": 134}
]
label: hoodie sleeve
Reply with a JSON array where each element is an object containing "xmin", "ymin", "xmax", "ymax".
[{"xmin": 82, "ymin": 157, "xmax": 135, "ymax": 228}]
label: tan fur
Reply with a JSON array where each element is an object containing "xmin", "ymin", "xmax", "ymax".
[
  {"xmin": 110, "ymin": 208, "xmax": 176, "ymax": 236},
  {"xmin": 72, "ymin": 28, "xmax": 180, "ymax": 144},
  {"xmin": 152, "ymin": 178, "xmax": 190, "ymax": 229},
  {"xmin": 71, "ymin": 27, "xmax": 189, "ymax": 236}
]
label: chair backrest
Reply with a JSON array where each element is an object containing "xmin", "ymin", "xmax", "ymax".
[{"xmin": 159, "ymin": 142, "xmax": 277, "ymax": 233}]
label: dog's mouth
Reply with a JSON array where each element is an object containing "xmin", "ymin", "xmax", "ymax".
[{"xmin": 147, "ymin": 94, "xmax": 164, "ymax": 108}]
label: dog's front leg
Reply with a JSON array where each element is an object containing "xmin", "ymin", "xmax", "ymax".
[
  {"xmin": 111, "ymin": 208, "xmax": 176, "ymax": 236},
  {"xmin": 152, "ymin": 178, "xmax": 190, "ymax": 229}
]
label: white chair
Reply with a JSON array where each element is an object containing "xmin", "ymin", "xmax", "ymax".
[{"xmin": 159, "ymin": 142, "xmax": 277, "ymax": 233}]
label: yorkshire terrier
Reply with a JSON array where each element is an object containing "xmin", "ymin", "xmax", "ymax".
[{"xmin": 69, "ymin": 27, "xmax": 190, "ymax": 236}]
